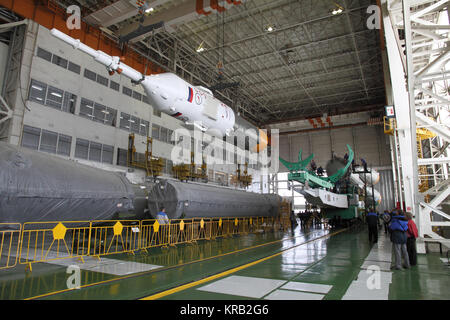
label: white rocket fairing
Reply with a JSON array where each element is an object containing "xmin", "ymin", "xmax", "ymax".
[
  {"xmin": 358, "ymin": 170, "xmax": 380, "ymax": 185},
  {"xmin": 349, "ymin": 173, "xmax": 382, "ymax": 205},
  {"xmin": 143, "ymin": 73, "xmax": 235, "ymax": 136},
  {"xmin": 50, "ymin": 29, "xmax": 238, "ymax": 138}
]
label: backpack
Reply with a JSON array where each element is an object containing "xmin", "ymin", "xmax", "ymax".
[{"xmin": 382, "ymin": 213, "xmax": 391, "ymax": 223}]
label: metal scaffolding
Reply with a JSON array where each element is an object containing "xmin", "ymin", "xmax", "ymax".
[{"xmin": 381, "ymin": 0, "xmax": 450, "ymax": 253}]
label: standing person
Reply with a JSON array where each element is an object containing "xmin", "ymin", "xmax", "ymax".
[
  {"xmin": 310, "ymin": 160, "xmax": 317, "ymax": 172},
  {"xmin": 360, "ymin": 158, "xmax": 368, "ymax": 172},
  {"xmin": 156, "ymin": 207, "xmax": 169, "ymax": 224},
  {"xmin": 376, "ymin": 211, "xmax": 381, "ymax": 228},
  {"xmin": 290, "ymin": 210, "xmax": 298, "ymax": 231},
  {"xmin": 317, "ymin": 166, "xmax": 324, "ymax": 176},
  {"xmin": 366, "ymin": 208, "xmax": 378, "ymax": 244},
  {"xmin": 390, "ymin": 211, "xmax": 410, "ymax": 270},
  {"xmin": 382, "ymin": 210, "xmax": 392, "ymax": 234},
  {"xmin": 405, "ymin": 212, "xmax": 418, "ymax": 266}
]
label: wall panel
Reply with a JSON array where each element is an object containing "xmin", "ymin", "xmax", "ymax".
[{"xmin": 279, "ymin": 126, "xmax": 390, "ymax": 172}]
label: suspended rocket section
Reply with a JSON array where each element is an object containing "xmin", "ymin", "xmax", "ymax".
[{"xmin": 49, "ymin": 29, "xmax": 268, "ymax": 152}]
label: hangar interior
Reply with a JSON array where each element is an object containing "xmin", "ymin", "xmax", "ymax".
[{"xmin": 0, "ymin": 0, "xmax": 448, "ymax": 301}]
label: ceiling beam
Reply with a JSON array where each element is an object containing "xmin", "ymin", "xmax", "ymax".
[{"xmin": 262, "ymin": 103, "xmax": 385, "ymax": 126}]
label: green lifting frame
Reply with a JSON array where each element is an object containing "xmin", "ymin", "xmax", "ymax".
[{"xmin": 279, "ymin": 144, "xmax": 354, "ymax": 189}]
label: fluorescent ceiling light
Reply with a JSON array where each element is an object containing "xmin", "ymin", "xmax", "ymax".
[
  {"xmin": 331, "ymin": 3, "xmax": 344, "ymax": 15},
  {"xmin": 196, "ymin": 41, "xmax": 205, "ymax": 53}
]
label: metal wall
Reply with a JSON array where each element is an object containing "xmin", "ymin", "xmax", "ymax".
[
  {"xmin": 279, "ymin": 126, "xmax": 391, "ymax": 172},
  {"xmin": 0, "ymin": 41, "xmax": 8, "ymax": 93},
  {"xmin": 374, "ymin": 169, "xmax": 396, "ymax": 213}
]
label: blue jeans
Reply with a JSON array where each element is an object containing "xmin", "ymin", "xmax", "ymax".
[{"xmin": 393, "ymin": 243, "xmax": 410, "ymax": 269}]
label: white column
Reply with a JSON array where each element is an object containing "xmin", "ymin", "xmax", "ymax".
[{"xmin": 381, "ymin": 1, "xmax": 417, "ymax": 216}]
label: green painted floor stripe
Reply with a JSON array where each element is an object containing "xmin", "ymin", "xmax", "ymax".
[
  {"xmin": 25, "ymin": 229, "xmax": 326, "ymax": 300},
  {"xmin": 140, "ymin": 228, "xmax": 347, "ymax": 300}
]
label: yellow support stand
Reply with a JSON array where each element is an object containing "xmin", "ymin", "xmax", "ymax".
[{"xmin": 383, "ymin": 116, "xmax": 396, "ymax": 135}]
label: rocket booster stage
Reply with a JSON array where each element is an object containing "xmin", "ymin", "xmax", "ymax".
[{"xmin": 50, "ymin": 29, "xmax": 267, "ymax": 150}]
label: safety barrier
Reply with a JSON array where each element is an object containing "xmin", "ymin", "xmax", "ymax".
[
  {"xmin": 88, "ymin": 220, "xmax": 140, "ymax": 258},
  {"xmin": 140, "ymin": 219, "xmax": 171, "ymax": 250},
  {"xmin": 192, "ymin": 218, "xmax": 212, "ymax": 241},
  {"xmin": 169, "ymin": 219, "xmax": 196, "ymax": 245},
  {"xmin": 19, "ymin": 221, "xmax": 91, "ymax": 271},
  {"xmin": 1, "ymin": 216, "xmax": 291, "ymax": 272},
  {"xmin": 0, "ymin": 223, "xmax": 22, "ymax": 270},
  {"xmin": 210, "ymin": 218, "xmax": 224, "ymax": 239}
]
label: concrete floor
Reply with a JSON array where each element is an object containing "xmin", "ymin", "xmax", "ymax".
[{"xmin": 0, "ymin": 224, "xmax": 448, "ymax": 300}]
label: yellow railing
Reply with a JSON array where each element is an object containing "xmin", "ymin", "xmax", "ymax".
[
  {"xmin": 169, "ymin": 219, "xmax": 195, "ymax": 246},
  {"xmin": 140, "ymin": 219, "xmax": 171, "ymax": 250},
  {"xmin": 19, "ymin": 221, "xmax": 91, "ymax": 271},
  {"xmin": 88, "ymin": 220, "xmax": 141, "ymax": 258},
  {"xmin": 0, "ymin": 223, "xmax": 22, "ymax": 270},
  {"xmin": 0, "ymin": 216, "xmax": 291, "ymax": 272}
]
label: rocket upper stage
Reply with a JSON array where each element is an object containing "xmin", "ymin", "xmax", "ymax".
[
  {"xmin": 141, "ymin": 73, "xmax": 236, "ymax": 136},
  {"xmin": 50, "ymin": 28, "xmax": 236, "ymax": 137}
]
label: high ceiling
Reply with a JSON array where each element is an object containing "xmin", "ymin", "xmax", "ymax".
[{"xmin": 58, "ymin": 0, "xmax": 386, "ymax": 127}]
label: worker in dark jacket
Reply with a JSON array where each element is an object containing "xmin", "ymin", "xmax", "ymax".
[
  {"xmin": 390, "ymin": 211, "xmax": 410, "ymax": 270},
  {"xmin": 366, "ymin": 209, "xmax": 378, "ymax": 244},
  {"xmin": 317, "ymin": 166, "xmax": 324, "ymax": 176},
  {"xmin": 381, "ymin": 210, "xmax": 391, "ymax": 234},
  {"xmin": 310, "ymin": 160, "xmax": 317, "ymax": 172}
]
